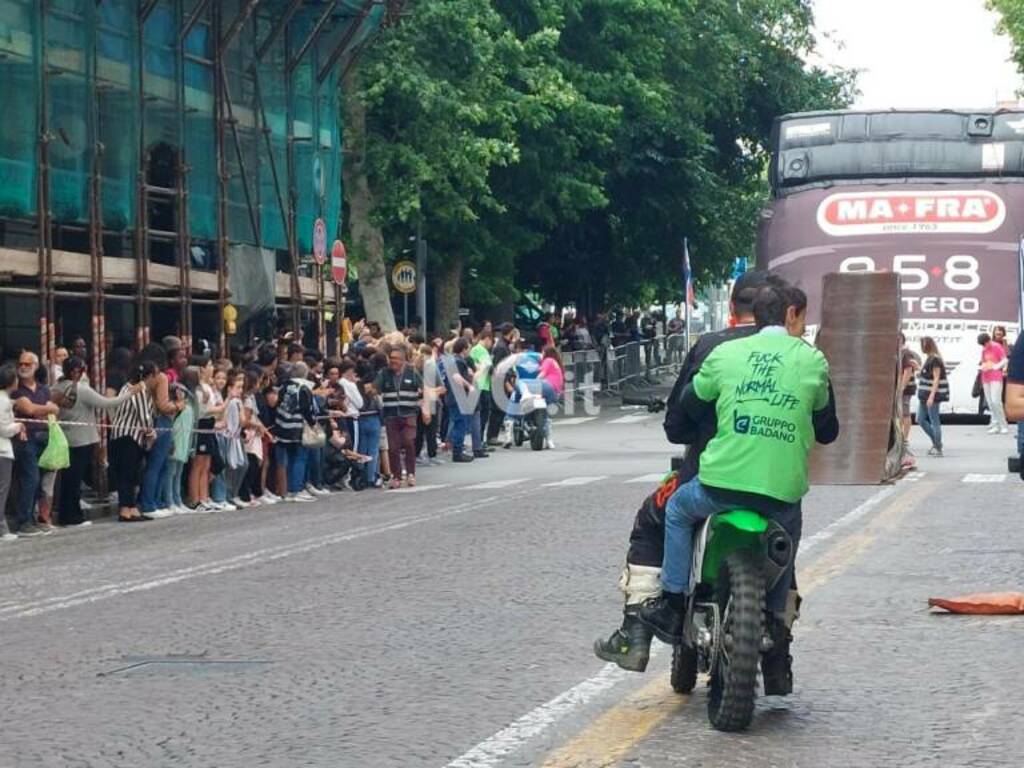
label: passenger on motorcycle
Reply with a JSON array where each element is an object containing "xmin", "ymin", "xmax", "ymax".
[
  {"xmin": 501, "ymin": 343, "xmax": 544, "ymax": 448},
  {"xmin": 638, "ymin": 282, "xmax": 829, "ymax": 665}
]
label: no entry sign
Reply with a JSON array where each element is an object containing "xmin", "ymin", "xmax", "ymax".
[{"xmin": 331, "ymin": 239, "xmax": 347, "ymax": 284}]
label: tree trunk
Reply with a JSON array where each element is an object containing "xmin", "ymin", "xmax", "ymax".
[
  {"xmin": 342, "ymin": 66, "xmax": 396, "ymax": 332},
  {"xmin": 434, "ymin": 254, "xmax": 462, "ymax": 334}
]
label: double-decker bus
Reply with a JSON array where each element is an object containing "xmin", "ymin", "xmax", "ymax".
[{"xmin": 757, "ymin": 109, "xmax": 1024, "ymax": 413}]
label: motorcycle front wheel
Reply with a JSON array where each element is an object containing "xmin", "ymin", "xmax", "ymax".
[{"xmin": 707, "ymin": 550, "xmax": 764, "ymax": 732}]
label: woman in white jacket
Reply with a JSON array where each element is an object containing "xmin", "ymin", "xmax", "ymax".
[{"xmin": 0, "ymin": 364, "xmax": 27, "ymax": 541}]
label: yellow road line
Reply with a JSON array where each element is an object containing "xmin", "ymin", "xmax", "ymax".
[{"xmin": 538, "ymin": 479, "xmax": 936, "ymax": 768}]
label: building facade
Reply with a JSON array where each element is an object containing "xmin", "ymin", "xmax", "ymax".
[{"xmin": 0, "ymin": 0, "xmax": 379, "ymax": 383}]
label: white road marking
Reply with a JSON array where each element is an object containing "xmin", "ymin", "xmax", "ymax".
[
  {"xmin": 462, "ymin": 478, "xmax": 530, "ymax": 490},
  {"xmin": 388, "ymin": 483, "xmax": 451, "ymax": 494},
  {"xmin": 799, "ymin": 483, "xmax": 901, "ymax": 557},
  {"xmin": 608, "ymin": 413, "xmax": 654, "ymax": 424},
  {"xmin": 962, "ymin": 473, "xmax": 1007, "ymax": 483},
  {"xmin": 0, "ymin": 493, "xmax": 532, "ymax": 621},
  {"xmin": 541, "ymin": 476, "xmax": 607, "ymax": 487},
  {"xmin": 553, "ymin": 417, "xmax": 597, "ymax": 427},
  {"xmin": 624, "ymin": 473, "xmax": 667, "ymax": 484},
  {"xmin": 444, "ymin": 664, "xmax": 628, "ymax": 768}
]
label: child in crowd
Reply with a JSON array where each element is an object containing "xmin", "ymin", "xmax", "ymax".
[
  {"xmin": 164, "ymin": 366, "xmax": 198, "ymax": 515},
  {"xmin": 189, "ymin": 356, "xmax": 225, "ymax": 513}
]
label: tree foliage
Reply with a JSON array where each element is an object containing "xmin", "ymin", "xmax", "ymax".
[{"xmin": 350, "ymin": 0, "xmax": 854, "ymax": 322}]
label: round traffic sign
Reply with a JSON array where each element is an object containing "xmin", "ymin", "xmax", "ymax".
[
  {"xmin": 391, "ymin": 260, "xmax": 417, "ymax": 294},
  {"xmin": 331, "ymin": 239, "xmax": 347, "ymax": 284},
  {"xmin": 313, "ymin": 218, "xmax": 327, "ymax": 265}
]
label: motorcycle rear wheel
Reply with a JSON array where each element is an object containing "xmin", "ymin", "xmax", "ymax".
[
  {"xmin": 530, "ymin": 410, "xmax": 547, "ymax": 451},
  {"xmin": 707, "ymin": 550, "xmax": 764, "ymax": 732}
]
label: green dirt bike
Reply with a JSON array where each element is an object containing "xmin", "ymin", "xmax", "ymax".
[{"xmin": 668, "ymin": 507, "xmax": 794, "ymax": 732}]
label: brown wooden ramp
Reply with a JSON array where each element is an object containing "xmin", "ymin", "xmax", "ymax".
[{"xmin": 809, "ymin": 272, "xmax": 902, "ymax": 485}]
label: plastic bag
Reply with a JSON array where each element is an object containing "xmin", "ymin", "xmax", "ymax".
[
  {"xmin": 928, "ymin": 592, "xmax": 1024, "ymax": 615},
  {"xmin": 38, "ymin": 415, "xmax": 70, "ymax": 471}
]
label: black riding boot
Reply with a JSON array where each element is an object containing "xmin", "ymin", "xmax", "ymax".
[
  {"xmin": 638, "ymin": 591, "xmax": 686, "ymax": 644},
  {"xmin": 593, "ymin": 606, "xmax": 653, "ymax": 672},
  {"xmin": 761, "ymin": 617, "xmax": 793, "ymax": 696}
]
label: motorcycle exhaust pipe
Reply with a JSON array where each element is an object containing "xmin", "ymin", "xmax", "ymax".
[{"xmin": 765, "ymin": 529, "xmax": 792, "ymax": 569}]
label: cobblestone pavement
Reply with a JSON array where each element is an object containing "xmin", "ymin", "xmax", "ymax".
[{"xmin": 3, "ymin": 411, "xmax": 1018, "ymax": 768}]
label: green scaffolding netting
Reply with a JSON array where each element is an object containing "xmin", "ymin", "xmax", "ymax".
[{"xmin": 0, "ymin": 0, "xmax": 371, "ymax": 262}]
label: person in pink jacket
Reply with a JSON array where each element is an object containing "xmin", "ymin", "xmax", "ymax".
[{"xmin": 979, "ymin": 332, "xmax": 1009, "ymax": 433}]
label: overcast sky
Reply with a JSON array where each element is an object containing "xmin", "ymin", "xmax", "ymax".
[{"xmin": 813, "ymin": 0, "xmax": 1023, "ymax": 109}]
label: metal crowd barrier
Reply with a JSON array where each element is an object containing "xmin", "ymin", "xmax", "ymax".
[
  {"xmin": 600, "ymin": 333, "xmax": 687, "ymax": 393},
  {"xmin": 563, "ymin": 347, "xmax": 603, "ymax": 400}
]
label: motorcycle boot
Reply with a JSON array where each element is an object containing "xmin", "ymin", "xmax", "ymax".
[
  {"xmin": 593, "ymin": 606, "xmax": 653, "ymax": 672},
  {"xmin": 592, "ymin": 563, "xmax": 661, "ymax": 672},
  {"xmin": 761, "ymin": 615, "xmax": 793, "ymax": 696},
  {"xmin": 638, "ymin": 591, "xmax": 686, "ymax": 644}
]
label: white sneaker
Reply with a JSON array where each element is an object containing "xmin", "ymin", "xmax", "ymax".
[
  {"xmin": 999, "ymin": 427, "xmax": 1009, "ymax": 434},
  {"xmin": 291, "ymin": 491, "xmax": 316, "ymax": 503},
  {"xmin": 173, "ymin": 504, "xmax": 192, "ymax": 516},
  {"xmin": 1, "ymin": 533, "xmax": 18, "ymax": 542},
  {"xmin": 306, "ymin": 484, "xmax": 330, "ymax": 497},
  {"xmin": 64, "ymin": 520, "xmax": 93, "ymax": 529},
  {"xmin": 192, "ymin": 502, "xmax": 215, "ymax": 514},
  {"xmin": 79, "ymin": 499, "xmax": 95, "ymax": 511},
  {"xmin": 988, "ymin": 426, "xmax": 999, "ymax": 434},
  {"xmin": 263, "ymin": 491, "xmax": 282, "ymax": 502},
  {"xmin": 231, "ymin": 497, "xmax": 250, "ymax": 509},
  {"xmin": 147, "ymin": 508, "xmax": 174, "ymax": 519}
]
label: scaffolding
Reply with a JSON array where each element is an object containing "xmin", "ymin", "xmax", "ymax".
[{"xmin": 0, "ymin": 0, "xmax": 381, "ymax": 386}]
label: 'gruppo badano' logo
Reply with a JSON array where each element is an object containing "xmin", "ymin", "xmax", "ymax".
[{"xmin": 816, "ymin": 190, "xmax": 1005, "ymax": 237}]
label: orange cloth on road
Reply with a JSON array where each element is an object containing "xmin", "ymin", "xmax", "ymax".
[{"xmin": 928, "ymin": 592, "xmax": 1024, "ymax": 614}]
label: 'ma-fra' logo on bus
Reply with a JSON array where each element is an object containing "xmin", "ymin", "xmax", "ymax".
[{"xmin": 816, "ymin": 190, "xmax": 1005, "ymax": 237}]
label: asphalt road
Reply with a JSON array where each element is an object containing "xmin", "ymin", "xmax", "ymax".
[{"xmin": 3, "ymin": 409, "xmax": 1021, "ymax": 768}]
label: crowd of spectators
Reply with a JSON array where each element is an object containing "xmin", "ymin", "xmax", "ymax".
[{"xmin": 0, "ymin": 319, "xmax": 568, "ymax": 538}]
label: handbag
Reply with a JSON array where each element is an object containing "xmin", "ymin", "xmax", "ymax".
[
  {"xmin": 302, "ymin": 422, "xmax": 326, "ymax": 448},
  {"xmin": 972, "ymin": 372, "xmax": 983, "ymax": 400},
  {"xmin": 38, "ymin": 415, "xmax": 70, "ymax": 471}
]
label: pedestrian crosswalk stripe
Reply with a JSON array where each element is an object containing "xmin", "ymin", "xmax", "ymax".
[
  {"xmin": 624, "ymin": 473, "xmax": 666, "ymax": 484},
  {"xmin": 609, "ymin": 413, "xmax": 654, "ymax": 424},
  {"xmin": 389, "ymin": 484, "xmax": 451, "ymax": 494},
  {"xmin": 554, "ymin": 417, "xmax": 597, "ymax": 427},
  {"xmin": 961, "ymin": 473, "xmax": 1007, "ymax": 483},
  {"xmin": 541, "ymin": 476, "xmax": 607, "ymax": 487},
  {"xmin": 462, "ymin": 478, "xmax": 530, "ymax": 490}
]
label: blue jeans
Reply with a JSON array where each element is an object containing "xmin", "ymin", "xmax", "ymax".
[
  {"xmin": 662, "ymin": 477, "xmax": 800, "ymax": 613},
  {"xmin": 305, "ymin": 446, "xmax": 324, "ymax": 488},
  {"xmin": 13, "ymin": 436, "xmax": 44, "ymax": 530},
  {"xmin": 358, "ymin": 414, "xmax": 382, "ymax": 484},
  {"xmin": 917, "ymin": 399, "xmax": 942, "ymax": 450},
  {"xmin": 161, "ymin": 458, "xmax": 185, "ymax": 508},
  {"xmin": 139, "ymin": 415, "xmax": 172, "ymax": 512},
  {"xmin": 449, "ymin": 408, "xmax": 471, "ymax": 457},
  {"xmin": 286, "ymin": 443, "xmax": 307, "ymax": 494},
  {"xmin": 211, "ymin": 473, "xmax": 228, "ymax": 503}
]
